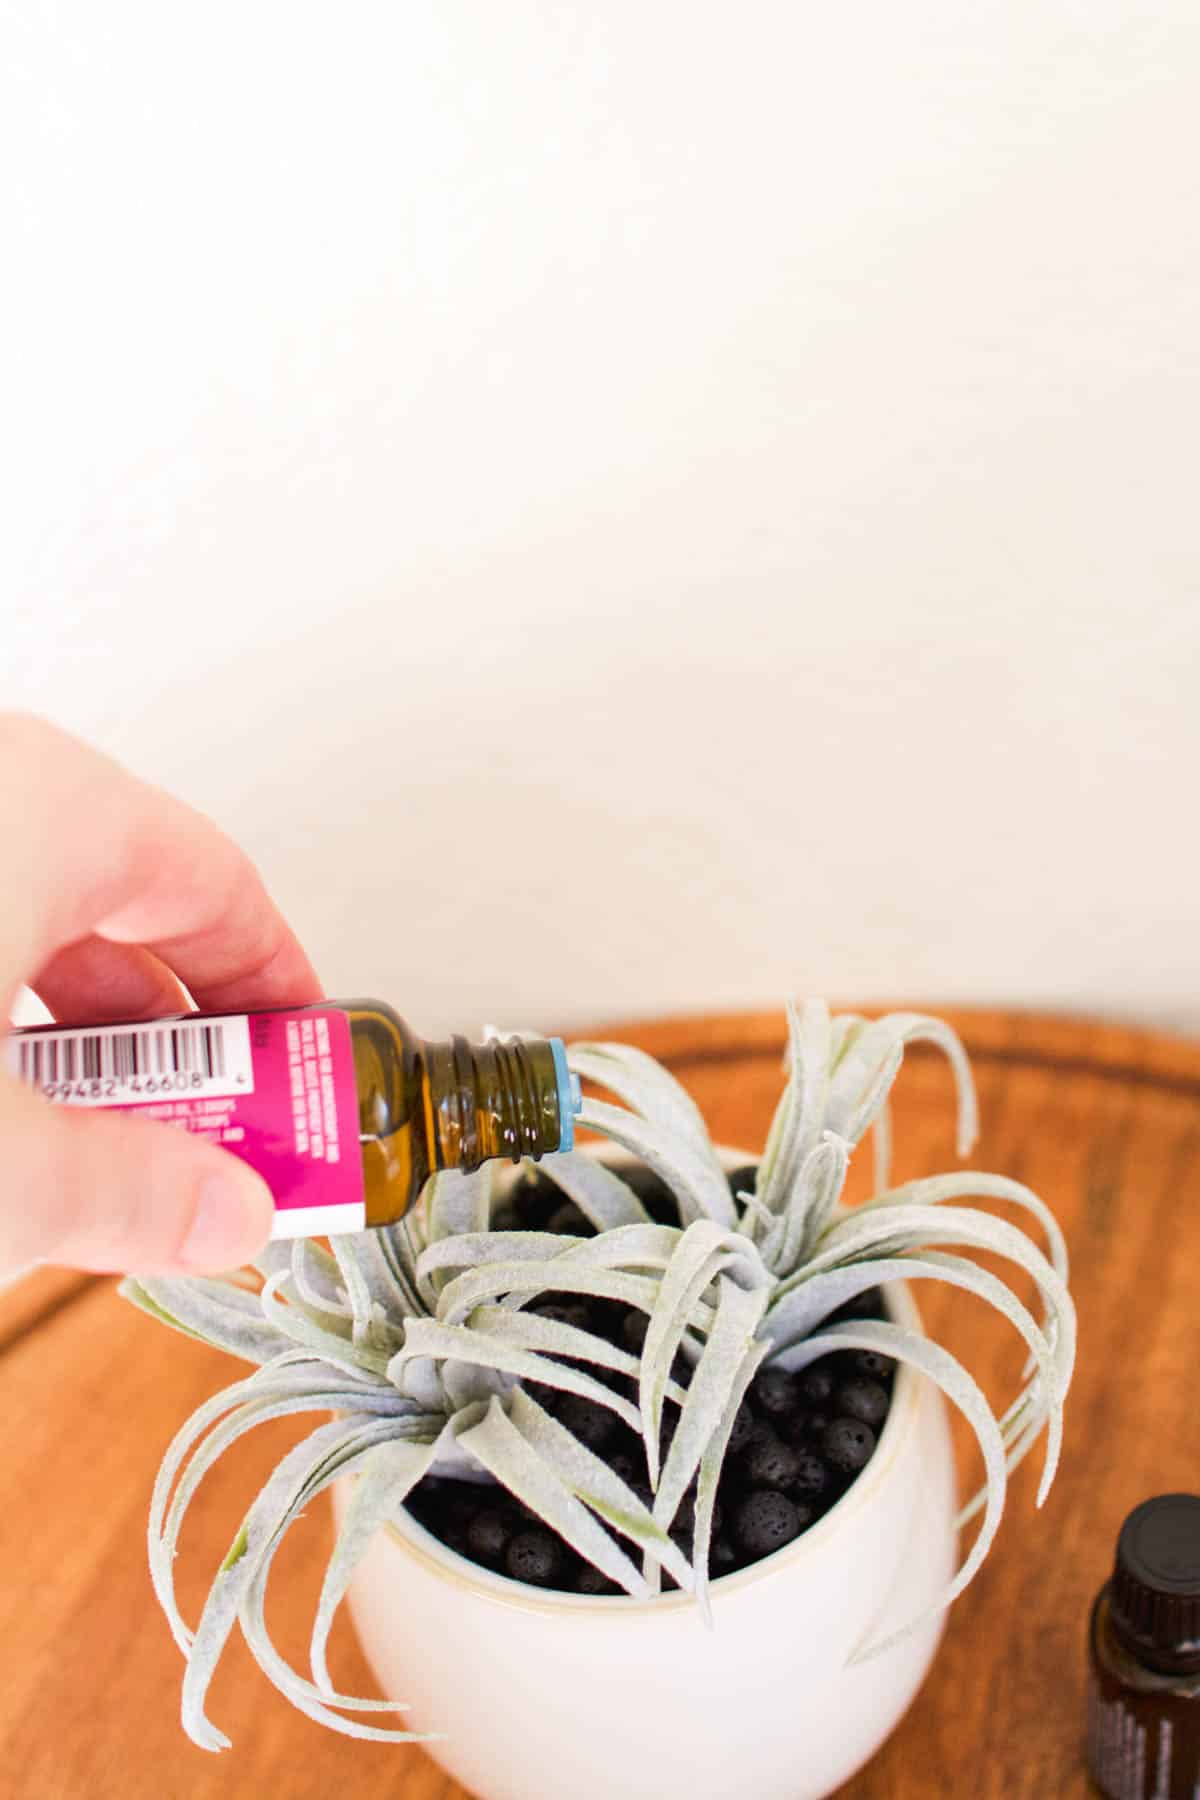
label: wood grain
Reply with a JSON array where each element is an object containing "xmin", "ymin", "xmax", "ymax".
[{"xmin": 3, "ymin": 1006, "xmax": 1197, "ymax": 1799}]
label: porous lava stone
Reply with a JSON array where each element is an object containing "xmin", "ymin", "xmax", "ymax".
[
  {"xmin": 751, "ymin": 1366, "xmax": 797, "ymax": 1419},
  {"xmin": 822, "ymin": 1417, "xmax": 877, "ymax": 1474},
  {"xmin": 403, "ymin": 1161, "xmax": 895, "ymax": 1592},
  {"xmin": 836, "ymin": 1376, "xmax": 890, "ymax": 1427},
  {"xmin": 505, "ymin": 1530, "xmax": 564, "ymax": 1586}
]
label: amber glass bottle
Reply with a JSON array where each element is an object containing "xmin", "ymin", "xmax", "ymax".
[
  {"xmin": 342, "ymin": 1000, "xmax": 580, "ymax": 1226},
  {"xmin": 1087, "ymin": 1493, "xmax": 1200, "ymax": 1800},
  {"xmin": 7, "ymin": 999, "xmax": 582, "ymax": 1238}
]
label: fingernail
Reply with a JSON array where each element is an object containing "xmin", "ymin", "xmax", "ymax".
[{"xmin": 180, "ymin": 1167, "xmax": 274, "ymax": 1271}]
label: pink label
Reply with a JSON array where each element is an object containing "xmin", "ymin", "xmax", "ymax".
[{"xmin": 5, "ymin": 1008, "xmax": 366, "ymax": 1238}]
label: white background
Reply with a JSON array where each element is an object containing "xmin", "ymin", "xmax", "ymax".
[{"xmin": 3, "ymin": 4, "xmax": 1197, "ymax": 1036}]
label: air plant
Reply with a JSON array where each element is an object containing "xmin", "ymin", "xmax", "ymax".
[{"xmin": 123, "ymin": 1002, "xmax": 1075, "ymax": 1752}]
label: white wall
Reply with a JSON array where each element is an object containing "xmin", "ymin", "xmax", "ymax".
[{"xmin": 3, "ymin": 4, "xmax": 1198, "ymax": 1036}]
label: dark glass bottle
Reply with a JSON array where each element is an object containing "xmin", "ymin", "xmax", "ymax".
[
  {"xmin": 1087, "ymin": 1493, "xmax": 1200, "ymax": 1800},
  {"xmin": 342, "ymin": 1000, "xmax": 580, "ymax": 1226}
]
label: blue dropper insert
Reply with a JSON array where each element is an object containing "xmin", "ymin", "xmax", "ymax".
[{"xmin": 550, "ymin": 1038, "xmax": 583, "ymax": 1152}]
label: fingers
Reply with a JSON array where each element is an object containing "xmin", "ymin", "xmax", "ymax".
[
  {"xmin": 30, "ymin": 935, "xmax": 189, "ymax": 1025},
  {"xmin": 0, "ymin": 713, "xmax": 323, "ymax": 1013},
  {"xmin": 0, "ymin": 1076, "xmax": 275, "ymax": 1276}
]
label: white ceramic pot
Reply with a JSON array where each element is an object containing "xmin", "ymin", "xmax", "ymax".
[{"xmin": 336, "ymin": 1151, "xmax": 958, "ymax": 1800}]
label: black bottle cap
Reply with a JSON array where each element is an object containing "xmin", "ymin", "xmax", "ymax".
[{"xmin": 1110, "ymin": 1494, "xmax": 1200, "ymax": 1673}]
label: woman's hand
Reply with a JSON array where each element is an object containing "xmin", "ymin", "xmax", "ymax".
[{"xmin": 0, "ymin": 714, "xmax": 322, "ymax": 1276}]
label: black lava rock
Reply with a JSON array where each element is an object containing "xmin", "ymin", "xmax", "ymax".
[
  {"xmin": 616, "ymin": 1164, "xmax": 678, "ymax": 1223},
  {"xmin": 465, "ymin": 1509, "xmax": 512, "ymax": 1566},
  {"xmin": 829, "ymin": 1285, "xmax": 886, "ymax": 1321},
  {"xmin": 530, "ymin": 1297, "xmax": 593, "ymax": 1333},
  {"xmin": 575, "ymin": 1563, "xmax": 619, "ymax": 1596},
  {"xmin": 620, "ymin": 1309, "xmax": 650, "ymax": 1354},
  {"xmin": 823, "ymin": 1417, "xmax": 877, "ymax": 1474},
  {"xmin": 727, "ymin": 1399, "xmax": 755, "ymax": 1456},
  {"xmin": 674, "ymin": 1488, "xmax": 723, "ymax": 1540},
  {"xmin": 734, "ymin": 1491, "xmax": 808, "ymax": 1558},
  {"xmin": 743, "ymin": 1430, "xmax": 803, "ymax": 1492},
  {"xmin": 710, "ymin": 1536, "xmax": 739, "ymax": 1574},
  {"xmin": 751, "ymin": 1366, "xmax": 798, "ymax": 1419},
  {"xmin": 505, "ymin": 1530, "xmax": 564, "ymax": 1587},
  {"xmin": 850, "ymin": 1349, "xmax": 895, "ymax": 1382},
  {"xmin": 836, "ymin": 1377, "xmax": 890, "ymax": 1427},
  {"xmin": 780, "ymin": 1407, "xmax": 831, "ymax": 1447},
  {"xmin": 789, "ymin": 1451, "xmax": 834, "ymax": 1501},
  {"xmin": 606, "ymin": 1449, "xmax": 642, "ymax": 1485},
  {"xmin": 554, "ymin": 1394, "xmax": 618, "ymax": 1452},
  {"xmin": 798, "ymin": 1365, "xmax": 836, "ymax": 1408}
]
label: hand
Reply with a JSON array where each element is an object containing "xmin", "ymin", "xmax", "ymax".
[{"xmin": 0, "ymin": 714, "xmax": 323, "ymax": 1277}]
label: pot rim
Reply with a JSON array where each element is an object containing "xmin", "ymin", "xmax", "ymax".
[{"xmin": 373, "ymin": 1144, "xmax": 928, "ymax": 1619}]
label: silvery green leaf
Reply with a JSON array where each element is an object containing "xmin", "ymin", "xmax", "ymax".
[
  {"xmin": 154, "ymin": 1392, "xmax": 423, "ymax": 1655},
  {"xmin": 809, "ymin": 1204, "xmax": 1075, "ymax": 1378},
  {"xmin": 504, "ymin": 1387, "xmax": 694, "ymax": 1591},
  {"xmin": 181, "ymin": 1417, "xmax": 403, "ymax": 1750},
  {"xmin": 427, "ymin": 1166, "xmax": 495, "ymax": 1245},
  {"xmin": 459, "ymin": 1396, "xmax": 678, "ymax": 1596},
  {"xmin": 652, "ymin": 1277, "xmax": 769, "ymax": 1578},
  {"xmin": 957, "ymin": 1402, "xmax": 1053, "ymax": 1528},
  {"xmin": 236, "ymin": 1458, "xmax": 436, "ymax": 1744},
  {"xmin": 764, "ymin": 1251, "xmax": 1065, "ymax": 1504},
  {"xmin": 122, "ymin": 1274, "xmax": 289, "ymax": 1366},
  {"xmin": 535, "ymin": 1150, "xmax": 653, "ymax": 1230},
  {"xmin": 692, "ymin": 1336, "xmax": 770, "ymax": 1609},
  {"xmin": 465, "ymin": 1305, "xmax": 641, "ymax": 1382},
  {"xmin": 829, "ymin": 1012, "xmax": 869, "ymax": 1070},
  {"xmin": 417, "ymin": 1230, "xmax": 586, "ymax": 1284},
  {"xmin": 759, "ymin": 1134, "xmax": 849, "ymax": 1275},
  {"xmin": 544, "ymin": 1219, "xmax": 685, "ymax": 1272},
  {"xmin": 848, "ymin": 1172, "xmax": 1069, "ymax": 1283},
  {"xmin": 871, "ymin": 1098, "xmax": 892, "ymax": 1194},
  {"xmin": 440, "ymin": 1358, "xmax": 513, "ymax": 1410},
  {"xmin": 371, "ymin": 1222, "xmax": 427, "ymax": 1318},
  {"xmin": 329, "ymin": 1229, "xmax": 426, "ymax": 1347},
  {"xmin": 578, "ymin": 1098, "xmax": 736, "ymax": 1228},
  {"xmin": 149, "ymin": 1368, "xmax": 421, "ymax": 1655},
  {"xmin": 392, "ymin": 1354, "xmax": 446, "ymax": 1411},
  {"xmin": 259, "ymin": 1272, "xmax": 391, "ymax": 1379},
  {"xmin": 392, "ymin": 1319, "xmax": 643, "ymax": 1435},
  {"xmin": 311, "ymin": 1429, "xmax": 450, "ymax": 1694},
  {"xmin": 566, "ymin": 1043, "xmax": 720, "ymax": 1167},
  {"xmin": 756, "ymin": 1001, "xmax": 832, "ymax": 1217},
  {"xmin": 824, "ymin": 1013, "xmax": 978, "ymax": 1158},
  {"xmin": 639, "ymin": 1222, "xmax": 768, "ymax": 1487},
  {"xmin": 251, "ymin": 1241, "xmax": 294, "ymax": 1282},
  {"xmin": 772, "ymin": 1319, "xmax": 1007, "ymax": 1665},
  {"xmin": 755, "ymin": 1000, "xmax": 802, "ymax": 1207},
  {"xmin": 433, "ymin": 1255, "xmax": 673, "ymax": 1329},
  {"xmin": 291, "ymin": 1240, "xmax": 354, "ymax": 1320}
]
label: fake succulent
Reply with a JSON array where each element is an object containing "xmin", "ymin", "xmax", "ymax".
[{"xmin": 123, "ymin": 1002, "xmax": 1076, "ymax": 1751}]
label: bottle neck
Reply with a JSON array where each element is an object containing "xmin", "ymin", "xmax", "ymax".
[
  {"xmin": 425, "ymin": 1034, "xmax": 566, "ymax": 1174},
  {"xmin": 1103, "ymin": 1588, "xmax": 1200, "ymax": 1679}
]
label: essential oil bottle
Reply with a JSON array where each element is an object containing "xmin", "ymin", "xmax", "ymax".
[
  {"xmin": 1087, "ymin": 1493, "xmax": 1200, "ymax": 1800},
  {"xmin": 6, "ymin": 999, "xmax": 582, "ymax": 1239}
]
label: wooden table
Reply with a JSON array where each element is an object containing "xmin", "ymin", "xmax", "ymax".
[{"xmin": 5, "ymin": 1007, "xmax": 1199, "ymax": 1799}]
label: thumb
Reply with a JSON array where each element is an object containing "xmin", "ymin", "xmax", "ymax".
[{"xmin": 0, "ymin": 1076, "xmax": 275, "ymax": 1275}]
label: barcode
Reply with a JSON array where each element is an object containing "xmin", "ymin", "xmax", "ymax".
[{"xmin": 4, "ymin": 1015, "xmax": 254, "ymax": 1108}]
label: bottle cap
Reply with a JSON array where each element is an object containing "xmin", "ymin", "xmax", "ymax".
[
  {"xmin": 549, "ymin": 1039, "xmax": 582, "ymax": 1153},
  {"xmin": 1109, "ymin": 1493, "xmax": 1200, "ymax": 1673}
]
